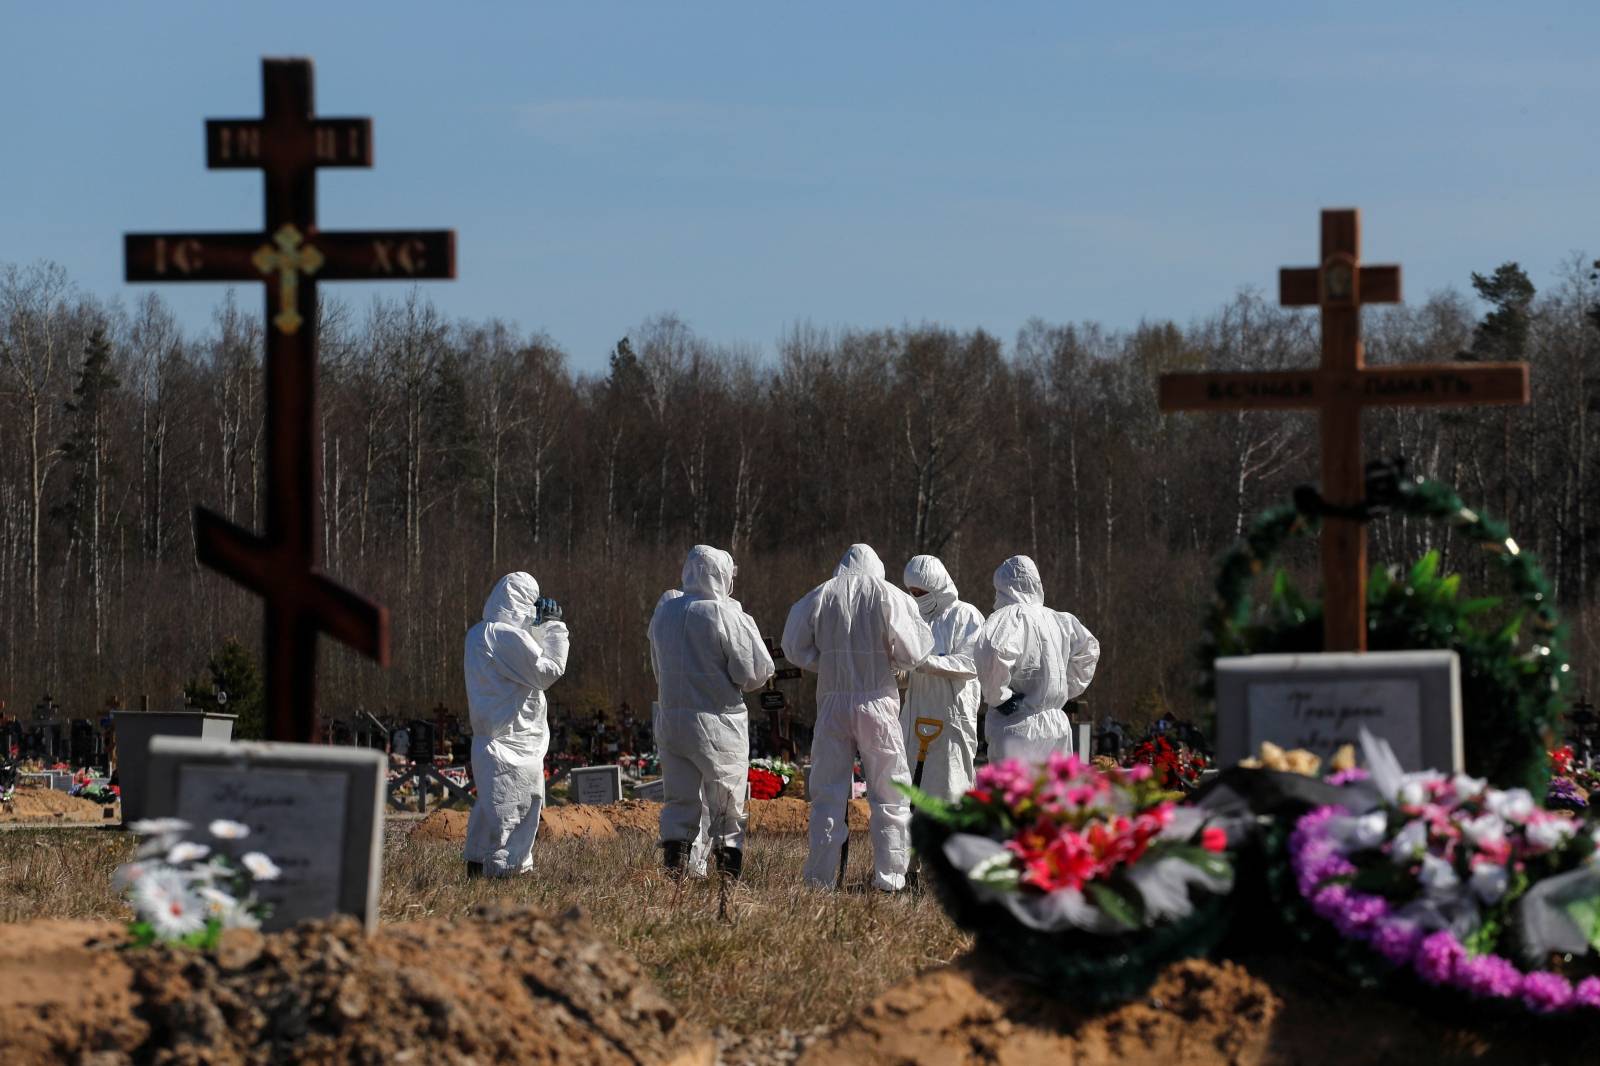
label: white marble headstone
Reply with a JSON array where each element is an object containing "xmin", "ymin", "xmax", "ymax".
[
  {"xmin": 569, "ymin": 764, "xmax": 623, "ymax": 805},
  {"xmin": 142, "ymin": 738, "xmax": 386, "ymax": 932},
  {"xmin": 1215, "ymin": 650, "xmax": 1462, "ymax": 773}
]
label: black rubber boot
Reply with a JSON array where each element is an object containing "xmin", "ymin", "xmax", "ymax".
[
  {"xmin": 465, "ymin": 860, "xmax": 484, "ymax": 880},
  {"xmin": 713, "ymin": 845, "xmax": 743, "ymax": 881},
  {"xmin": 662, "ymin": 839, "xmax": 688, "ymax": 880}
]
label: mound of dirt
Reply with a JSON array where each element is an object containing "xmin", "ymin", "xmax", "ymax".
[
  {"xmin": 1, "ymin": 906, "xmax": 713, "ymax": 1065},
  {"xmin": 0, "ymin": 786, "xmax": 114, "ymax": 823},
  {"xmin": 801, "ymin": 953, "xmax": 1580, "ymax": 1066},
  {"xmin": 411, "ymin": 797, "xmax": 872, "ymax": 844}
]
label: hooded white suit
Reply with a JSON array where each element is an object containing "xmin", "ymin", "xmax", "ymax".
[
  {"xmin": 650, "ymin": 588, "xmax": 713, "ymax": 878},
  {"xmin": 900, "ymin": 555, "xmax": 984, "ymax": 802},
  {"xmin": 649, "ymin": 546, "xmax": 774, "ymax": 855},
  {"xmin": 783, "ymin": 544, "xmax": 934, "ymax": 891},
  {"xmin": 976, "ymin": 555, "xmax": 1099, "ymax": 766},
  {"xmin": 463, "ymin": 572, "xmax": 570, "ymax": 876}
]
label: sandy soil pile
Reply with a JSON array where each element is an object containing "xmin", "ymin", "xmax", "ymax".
[
  {"xmin": 1, "ymin": 905, "xmax": 713, "ymax": 1065},
  {"xmin": 411, "ymin": 797, "xmax": 871, "ymax": 844},
  {"xmin": 0, "ymin": 786, "xmax": 114, "ymax": 823},
  {"xmin": 800, "ymin": 953, "xmax": 1580, "ymax": 1066}
]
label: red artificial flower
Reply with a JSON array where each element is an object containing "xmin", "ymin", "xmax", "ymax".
[{"xmin": 1201, "ymin": 826, "xmax": 1228, "ymax": 853}]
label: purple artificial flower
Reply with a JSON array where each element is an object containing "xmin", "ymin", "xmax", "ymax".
[
  {"xmin": 1327, "ymin": 767, "xmax": 1372, "ymax": 786},
  {"xmin": 1332, "ymin": 892, "xmax": 1390, "ymax": 940},
  {"xmin": 1311, "ymin": 884, "xmax": 1352, "ymax": 924},
  {"xmin": 1456, "ymin": 953, "xmax": 1523, "ymax": 1000},
  {"xmin": 1414, "ymin": 931, "xmax": 1466, "ymax": 986},
  {"xmin": 1520, "ymin": 971, "xmax": 1575, "ymax": 1014},
  {"xmin": 1574, "ymin": 977, "xmax": 1600, "ymax": 1010},
  {"xmin": 1370, "ymin": 919, "xmax": 1424, "ymax": 966}
]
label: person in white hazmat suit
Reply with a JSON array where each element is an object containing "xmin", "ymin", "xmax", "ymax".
[
  {"xmin": 975, "ymin": 555, "xmax": 1100, "ymax": 767},
  {"xmin": 649, "ymin": 546, "xmax": 774, "ymax": 880},
  {"xmin": 462, "ymin": 572, "xmax": 570, "ymax": 878},
  {"xmin": 900, "ymin": 554, "xmax": 985, "ymax": 802},
  {"xmin": 649, "ymin": 588, "xmax": 714, "ymax": 878},
  {"xmin": 783, "ymin": 544, "xmax": 934, "ymax": 892}
]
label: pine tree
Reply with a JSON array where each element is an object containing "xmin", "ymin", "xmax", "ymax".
[
  {"xmin": 55, "ymin": 326, "xmax": 120, "ymax": 657},
  {"xmin": 184, "ymin": 638, "xmax": 265, "ymax": 740},
  {"xmin": 1469, "ymin": 262, "xmax": 1536, "ymax": 359}
]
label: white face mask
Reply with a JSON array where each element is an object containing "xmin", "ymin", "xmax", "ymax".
[{"xmin": 914, "ymin": 590, "xmax": 942, "ymax": 621}]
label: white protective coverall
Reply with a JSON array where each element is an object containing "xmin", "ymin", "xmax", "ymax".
[
  {"xmin": 463, "ymin": 572, "xmax": 570, "ymax": 876},
  {"xmin": 900, "ymin": 555, "xmax": 984, "ymax": 803},
  {"xmin": 649, "ymin": 546, "xmax": 774, "ymax": 853},
  {"xmin": 783, "ymin": 544, "xmax": 934, "ymax": 891},
  {"xmin": 975, "ymin": 555, "xmax": 1099, "ymax": 767},
  {"xmin": 649, "ymin": 589, "xmax": 713, "ymax": 877}
]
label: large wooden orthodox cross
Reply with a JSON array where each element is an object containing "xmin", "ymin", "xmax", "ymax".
[
  {"xmin": 125, "ymin": 58, "xmax": 456, "ymax": 740},
  {"xmin": 1159, "ymin": 208, "xmax": 1529, "ymax": 652}
]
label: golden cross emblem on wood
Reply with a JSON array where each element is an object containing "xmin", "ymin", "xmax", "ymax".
[
  {"xmin": 1158, "ymin": 208, "xmax": 1530, "ymax": 652},
  {"xmin": 251, "ymin": 224, "xmax": 324, "ymax": 334}
]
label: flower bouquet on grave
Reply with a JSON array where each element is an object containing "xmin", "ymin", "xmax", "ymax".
[
  {"xmin": 907, "ymin": 754, "xmax": 1235, "ymax": 1006},
  {"xmin": 749, "ymin": 758, "xmax": 799, "ymax": 800},
  {"xmin": 1281, "ymin": 729, "xmax": 1600, "ymax": 1020},
  {"xmin": 1129, "ymin": 736, "xmax": 1208, "ymax": 794},
  {"xmin": 114, "ymin": 818, "xmax": 280, "ymax": 951}
]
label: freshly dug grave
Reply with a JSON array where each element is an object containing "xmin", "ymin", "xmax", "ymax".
[
  {"xmin": 0, "ymin": 905, "xmax": 713, "ymax": 1065},
  {"xmin": 411, "ymin": 797, "xmax": 871, "ymax": 844},
  {"xmin": 801, "ymin": 953, "xmax": 1583, "ymax": 1066},
  {"xmin": 0, "ymin": 787, "xmax": 115, "ymax": 823}
]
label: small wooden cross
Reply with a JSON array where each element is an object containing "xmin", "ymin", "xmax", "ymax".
[
  {"xmin": 125, "ymin": 58, "xmax": 456, "ymax": 740},
  {"xmin": 1159, "ymin": 208, "xmax": 1529, "ymax": 652}
]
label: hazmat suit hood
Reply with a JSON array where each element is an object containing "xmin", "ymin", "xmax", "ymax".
[
  {"xmin": 681, "ymin": 545, "xmax": 735, "ymax": 600},
  {"xmin": 483, "ymin": 572, "xmax": 540, "ymax": 627},
  {"xmin": 904, "ymin": 554, "xmax": 959, "ymax": 622},
  {"xmin": 834, "ymin": 543, "xmax": 887, "ymax": 580},
  {"xmin": 992, "ymin": 555, "xmax": 1045, "ymax": 610}
]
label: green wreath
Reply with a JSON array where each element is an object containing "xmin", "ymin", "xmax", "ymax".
[{"xmin": 1198, "ymin": 461, "xmax": 1570, "ymax": 792}]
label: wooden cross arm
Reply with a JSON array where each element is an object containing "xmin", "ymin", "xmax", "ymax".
[
  {"xmin": 314, "ymin": 231, "xmax": 457, "ymax": 281},
  {"xmin": 1159, "ymin": 370, "xmax": 1318, "ymax": 411},
  {"xmin": 125, "ymin": 232, "xmax": 265, "ymax": 282},
  {"xmin": 1355, "ymin": 363, "xmax": 1529, "ymax": 408},
  {"xmin": 207, "ymin": 117, "xmax": 373, "ymax": 169},
  {"xmin": 194, "ymin": 507, "xmax": 391, "ymax": 665},
  {"xmin": 1280, "ymin": 264, "xmax": 1401, "ymax": 306}
]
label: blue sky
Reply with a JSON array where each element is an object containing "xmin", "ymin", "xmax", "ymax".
[{"xmin": 2, "ymin": 3, "xmax": 1593, "ymax": 372}]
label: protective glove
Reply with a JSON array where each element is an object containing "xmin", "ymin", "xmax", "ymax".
[
  {"xmin": 992, "ymin": 689, "xmax": 1026, "ymax": 717},
  {"xmin": 534, "ymin": 596, "xmax": 563, "ymax": 625},
  {"xmin": 532, "ymin": 619, "xmax": 571, "ymax": 671}
]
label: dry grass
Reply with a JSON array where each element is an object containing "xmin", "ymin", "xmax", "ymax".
[{"xmin": 0, "ymin": 824, "xmax": 970, "ymax": 1035}]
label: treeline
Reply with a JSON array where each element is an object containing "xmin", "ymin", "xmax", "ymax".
[{"xmin": 1, "ymin": 257, "xmax": 1597, "ymax": 734}]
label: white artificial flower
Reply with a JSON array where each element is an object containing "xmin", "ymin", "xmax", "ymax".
[
  {"xmin": 112, "ymin": 861, "xmax": 148, "ymax": 890},
  {"xmin": 166, "ymin": 841, "xmax": 211, "ymax": 865},
  {"xmin": 1524, "ymin": 816, "xmax": 1578, "ymax": 852},
  {"xmin": 196, "ymin": 886, "xmax": 238, "ymax": 920},
  {"xmin": 1460, "ymin": 813, "xmax": 1508, "ymax": 849},
  {"xmin": 240, "ymin": 852, "xmax": 282, "ymax": 882},
  {"xmin": 1450, "ymin": 774, "xmax": 1488, "ymax": 802},
  {"xmin": 1418, "ymin": 853, "xmax": 1462, "ymax": 900},
  {"xmin": 1389, "ymin": 819, "xmax": 1429, "ymax": 863},
  {"xmin": 208, "ymin": 820, "xmax": 250, "ymax": 840},
  {"xmin": 133, "ymin": 869, "xmax": 206, "ymax": 939},
  {"xmin": 1485, "ymin": 788, "xmax": 1536, "ymax": 825},
  {"xmin": 128, "ymin": 818, "xmax": 192, "ymax": 838},
  {"xmin": 1469, "ymin": 862, "xmax": 1510, "ymax": 905},
  {"xmin": 1329, "ymin": 811, "xmax": 1389, "ymax": 851},
  {"xmin": 1395, "ymin": 772, "xmax": 1444, "ymax": 809}
]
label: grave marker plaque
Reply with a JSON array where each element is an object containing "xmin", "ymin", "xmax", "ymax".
[
  {"xmin": 569, "ymin": 764, "xmax": 624, "ymax": 806},
  {"xmin": 1215, "ymin": 650, "xmax": 1462, "ymax": 772},
  {"xmin": 144, "ymin": 737, "xmax": 386, "ymax": 932}
]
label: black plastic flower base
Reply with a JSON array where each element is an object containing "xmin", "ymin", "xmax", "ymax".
[{"xmin": 912, "ymin": 814, "xmax": 1231, "ymax": 1009}]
